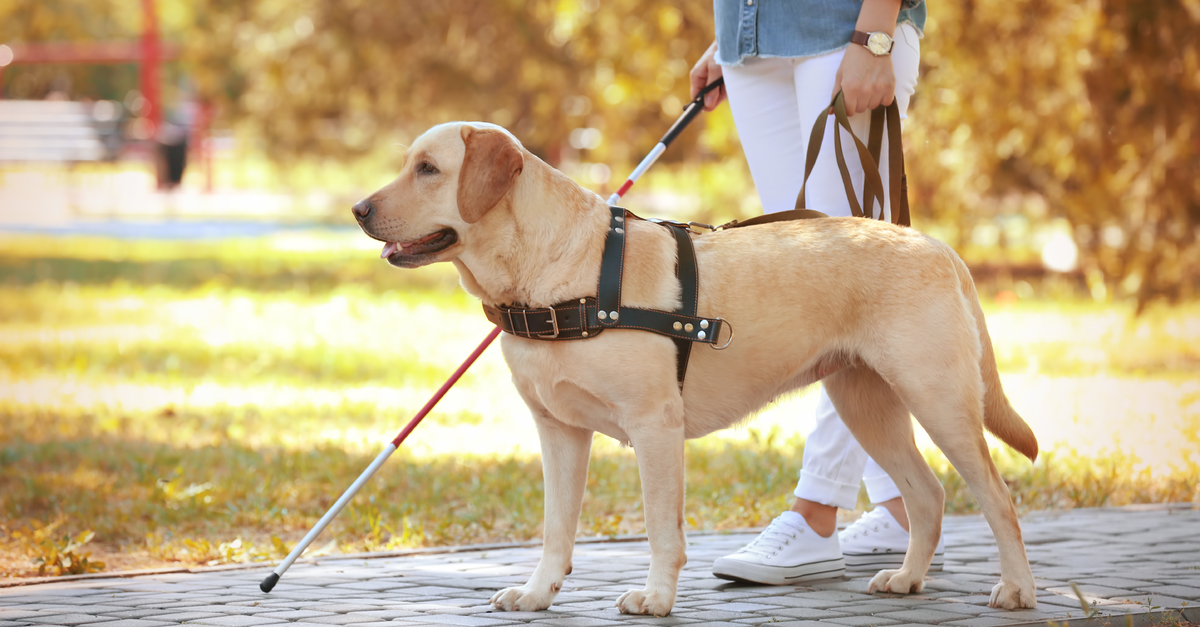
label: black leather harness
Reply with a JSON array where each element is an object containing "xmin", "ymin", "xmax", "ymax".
[{"xmin": 483, "ymin": 205, "xmax": 731, "ymax": 387}]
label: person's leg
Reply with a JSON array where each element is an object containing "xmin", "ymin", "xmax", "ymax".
[
  {"xmin": 721, "ymin": 57, "xmax": 808, "ymax": 215},
  {"xmin": 712, "ymin": 57, "xmax": 852, "ymax": 584},
  {"xmin": 790, "ymin": 25, "xmax": 922, "ymax": 518}
]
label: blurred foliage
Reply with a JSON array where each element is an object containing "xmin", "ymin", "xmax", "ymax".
[
  {"xmin": 907, "ymin": 0, "xmax": 1200, "ymax": 310},
  {"xmin": 4, "ymin": 0, "xmax": 1197, "ymax": 308},
  {"xmin": 1, "ymin": 519, "xmax": 106, "ymax": 576}
]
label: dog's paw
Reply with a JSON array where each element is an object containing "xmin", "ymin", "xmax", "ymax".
[
  {"xmin": 490, "ymin": 584, "xmax": 556, "ymax": 612},
  {"xmin": 868, "ymin": 568, "xmax": 925, "ymax": 595},
  {"xmin": 616, "ymin": 588, "xmax": 674, "ymax": 616},
  {"xmin": 989, "ymin": 580, "xmax": 1038, "ymax": 609}
]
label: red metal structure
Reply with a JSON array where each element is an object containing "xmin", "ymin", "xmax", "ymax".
[
  {"xmin": 0, "ymin": 0, "xmax": 177, "ymax": 135},
  {"xmin": 0, "ymin": 0, "xmax": 211, "ymax": 187}
]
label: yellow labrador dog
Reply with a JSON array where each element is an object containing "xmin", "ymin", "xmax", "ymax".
[{"xmin": 352, "ymin": 122, "xmax": 1040, "ymax": 616}]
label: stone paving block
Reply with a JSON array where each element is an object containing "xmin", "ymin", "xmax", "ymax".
[
  {"xmin": 1046, "ymin": 584, "xmax": 1140, "ymax": 599},
  {"xmin": 907, "ymin": 604, "xmax": 997, "ymax": 617},
  {"xmin": 825, "ymin": 602, "xmax": 914, "ymax": 616},
  {"xmin": 690, "ymin": 602, "xmax": 781, "ymax": 613},
  {"xmin": 794, "ymin": 591, "xmax": 879, "ymax": 603},
  {"xmin": 657, "ymin": 623, "xmax": 752, "ymax": 627},
  {"xmin": 145, "ymin": 610, "xmax": 226, "ymax": 621},
  {"xmin": 473, "ymin": 611, "xmax": 559, "ymax": 621},
  {"xmin": 554, "ymin": 600, "xmax": 621, "ymax": 612},
  {"xmin": 874, "ymin": 609, "xmax": 970, "ymax": 623},
  {"xmin": 938, "ymin": 617, "xmax": 1016, "ymax": 627},
  {"xmin": 979, "ymin": 608, "xmax": 1064, "ymax": 622},
  {"xmin": 390, "ymin": 614, "xmax": 521, "ymax": 626},
  {"xmin": 1133, "ymin": 585, "xmax": 1200, "ymax": 599},
  {"xmin": 190, "ymin": 615, "xmax": 290, "ymax": 626},
  {"xmin": 356, "ymin": 608, "xmax": 428, "ymax": 619},
  {"xmin": 24, "ymin": 613, "xmax": 115, "ymax": 625},
  {"xmin": 674, "ymin": 609, "xmax": 779, "ymax": 621},
  {"xmin": 770, "ymin": 607, "xmax": 854, "ymax": 620},
  {"xmin": 87, "ymin": 620, "xmax": 175, "ymax": 627},
  {"xmin": 749, "ymin": 596, "xmax": 846, "ymax": 609},
  {"xmin": 821, "ymin": 615, "xmax": 903, "ymax": 626},
  {"xmin": 292, "ymin": 613, "xmax": 409, "ymax": 625},
  {"xmin": 1074, "ymin": 577, "xmax": 1163, "ymax": 589},
  {"xmin": 94, "ymin": 609, "xmax": 178, "ymax": 620},
  {"xmin": 256, "ymin": 608, "xmax": 337, "ymax": 620},
  {"xmin": 619, "ymin": 616, "xmax": 699, "ymax": 625},
  {"xmin": 0, "ymin": 621, "xmax": 29, "ymax": 627},
  {"xmin": 921, "ymin": 579, "xmax": 997, "ymax": 595}
]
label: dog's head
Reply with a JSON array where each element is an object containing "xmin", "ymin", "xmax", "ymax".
[{"xmin": 352, "ymin": 122, "xmax": 524, "ymax": 268}]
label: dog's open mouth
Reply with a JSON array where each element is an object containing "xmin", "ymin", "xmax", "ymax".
[{"xmin": 380, "ymin": 228, "xmax": 458, "ymax": 267}]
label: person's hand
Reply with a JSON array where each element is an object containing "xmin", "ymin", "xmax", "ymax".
[
  {"xmin": 689, "ymin": 40, "xmax": 726, "ymax": 111},
  {"xmin": 832, "ymin": 43, "xmax": 896, "ymax": 116}
]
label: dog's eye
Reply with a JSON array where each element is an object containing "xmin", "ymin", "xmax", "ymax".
[{"xmin": 418, "ymin": 161, "xmax": 438, "ymax": 175}]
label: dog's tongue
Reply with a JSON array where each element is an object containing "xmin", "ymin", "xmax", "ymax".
[{"xmin": 382, "ymin": 232, "xmax": 444, "ymax": 258}]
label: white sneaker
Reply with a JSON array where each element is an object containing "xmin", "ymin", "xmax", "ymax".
[
  {"xmin": 712, "ymin": 511, "xmax": 846, "ymax": 585},
  {"xmin": 838, "ymin": 506, "xmax": 946, "ymax": 572}
]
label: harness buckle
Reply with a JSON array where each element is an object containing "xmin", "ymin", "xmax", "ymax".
[
  {"xmin": 710, "ymin": 318, "xmax": 734, "ymax": 350},
  {"xmin": 521, "ymin": 307, "xmax": 559, "ymax": 339},
  {"xmin": 687, "ymin": 221, "xmax": 716, "ymax": 233}
]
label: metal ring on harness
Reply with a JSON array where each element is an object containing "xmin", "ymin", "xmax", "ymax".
[{"xmin": 710, "ymin": 318, "xmax": 734, "ymax": 350}]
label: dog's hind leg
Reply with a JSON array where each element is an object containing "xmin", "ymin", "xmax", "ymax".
[
  {"xmin": 616, "ymin": 411, "xmax": 687, "ymax": 616},
  {"xmin": 491, "ymin": 392, "xmax": 593, "ymax": 612},
  {"xmin": 889, "ymin": 364, "xmax": 1038, "ymax": 609},
  {"xmin": 823, "ymin": 366, "xmax": 945, "ymax": 595}
]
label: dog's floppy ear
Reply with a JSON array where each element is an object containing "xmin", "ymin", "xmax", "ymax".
[{"xmin": 457, "ymin": 126, "xmax": 524, "ymax": 223}]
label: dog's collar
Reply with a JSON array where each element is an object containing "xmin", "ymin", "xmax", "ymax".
[{"xmin": 481, "ymin": 205, "xmax": 730, "ymax": 387}]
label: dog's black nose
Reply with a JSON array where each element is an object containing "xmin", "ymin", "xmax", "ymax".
[{"xmin": 352, "ymin": 199, "xmax": 374, "ymax": 221}]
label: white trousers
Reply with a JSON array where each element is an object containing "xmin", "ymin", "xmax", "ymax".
[{"xmin": 722, "ymin": 24, "xmax": 921, "ymax": 510}]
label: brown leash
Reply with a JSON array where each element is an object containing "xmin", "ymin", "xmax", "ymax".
[{"xmin": 722, "ymin": 91, "xmax": 910, "ymax": 230}]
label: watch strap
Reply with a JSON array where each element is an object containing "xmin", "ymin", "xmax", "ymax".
[{"xmin": 851, "ymin": 30, "xmax": 894, "ymax": 54}]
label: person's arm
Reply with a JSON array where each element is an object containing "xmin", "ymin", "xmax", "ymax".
[
  {"xmin": 690, "ymin": 40, "xmax": 726, "ymax": 112},
  {"xmin": 834, "ymin": 0, "xmax": 903, "ymax": 115}
]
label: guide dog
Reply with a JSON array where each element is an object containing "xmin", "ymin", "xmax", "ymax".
[{"xmin": 351, "ymin": 122, "xmax": 1039, "ymax": 615}]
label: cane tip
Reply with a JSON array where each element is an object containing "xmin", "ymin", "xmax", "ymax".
[{"xmin": 260, "ymin": 572, "xmax": 280, "ymax": 593}]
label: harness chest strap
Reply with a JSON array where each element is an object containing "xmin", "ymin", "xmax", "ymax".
[{"xmin": 481, "ymin": 205, "xmax": 725, "ymax": 386}]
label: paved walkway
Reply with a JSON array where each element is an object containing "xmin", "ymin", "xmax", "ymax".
[{"xmin": 2, "ymin": 505, "xmax": 1198, "ymax": 627}]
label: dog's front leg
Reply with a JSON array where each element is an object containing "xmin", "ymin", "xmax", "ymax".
[
  {"xmin": 616, "ymin": 421, "xmax": 686, "ymax": 616},
  {"xmin": 491, "ymin": 413, "xmax": 592, "ymax": 612}
]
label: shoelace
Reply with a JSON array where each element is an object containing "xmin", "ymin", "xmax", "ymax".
[
  {"xmin": 843, "ymin": 508, "xmax": 891, "ymax": 540},
  {"xmin": 741, "ymin": 516, "xmax": 804, "ymax": 557}
]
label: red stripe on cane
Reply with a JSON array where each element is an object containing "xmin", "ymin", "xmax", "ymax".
[{"xmin": 616, "ymin": 179, "xmax": 634, "ymax": 198}]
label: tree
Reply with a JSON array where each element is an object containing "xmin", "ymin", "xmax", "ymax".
[{"xmin": 906, "ymin": 0, "xmax": 1200, "ymax": 308}]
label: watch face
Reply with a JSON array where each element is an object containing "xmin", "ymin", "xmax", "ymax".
[{"xmin": 867, "ymin": 32, "xmax": 892, "ymax": 55}]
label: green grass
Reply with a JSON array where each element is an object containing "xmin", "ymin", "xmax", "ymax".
[{"xmin": 1, "ymin": 232, "xmax": 1198, "ymax": 578}]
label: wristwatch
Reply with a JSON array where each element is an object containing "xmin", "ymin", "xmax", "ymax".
[{"xmin": 851, "ymin": 30, "xmax": 894, "ymax": 56}]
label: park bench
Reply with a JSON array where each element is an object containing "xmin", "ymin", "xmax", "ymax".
[{"xmin": 0, "ymin": 99, "xmax": 122, "ymax": 163}]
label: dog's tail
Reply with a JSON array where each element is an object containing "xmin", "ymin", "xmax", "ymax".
[{"xmin": 952, "ymin": 255, "xmax": 1039, "ymax": 462}]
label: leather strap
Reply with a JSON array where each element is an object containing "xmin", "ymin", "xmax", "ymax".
[
  {"xmin": 721, "ymin": 208, "xmax": 830, "ymax": 230},
  {"xmin": 668, "ymin": 219, "xmax": 699, "ymax": 386},
  {"xmin": 795, "ymin": 91, "xmax": 910, "ymax": 228},
  {"xmin": 850, "ymin": 30, "xmax": 895, "ymax": 54}
]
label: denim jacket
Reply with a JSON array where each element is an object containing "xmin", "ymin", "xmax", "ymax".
[{"xmin": 715, "ymin": 0, "xmax": 926, "ymax": 66}]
